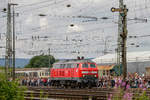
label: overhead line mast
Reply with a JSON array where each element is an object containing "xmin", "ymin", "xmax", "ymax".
[
  {"xmin": 118, "ymin": 0, "xmax": 124, "ymax": 67},
  {"xmin": 5, "ymin": 3, "xmax": 18, "ymax": 80},
  {"xmin": 5, "ymin": 3, "xmax": 12, "ymax": 80},
  {"xmin": 111, "ymin": 0, "xmax": 128, "ymax": 80}
]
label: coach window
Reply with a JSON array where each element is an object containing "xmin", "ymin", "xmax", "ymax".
[{"xmin": 82, "ymin": 63, "xmax": 88, "ymax": 68}]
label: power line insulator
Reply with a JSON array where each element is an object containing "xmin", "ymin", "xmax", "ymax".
[
  {"xmin": 136, "ymin": 45, "xmax": 140, "ymax": 47},
  {"xmin": 130, "ymin": 43, "xmax": 135, "ymax": 45},
  {"xmin": 66, "ymin": 4, "xmax": 71, "ymax": 7},
  {"xmin": 70, "ymin": 24, "xmax": 74, "ymax": 27},
  {"xmin": 38, "ymin": 14, "xmax": 46, "ymax": 16},
  {"xmin": 3, "ymin": 8, "xmax": 7, "ymax": 12},
  {"xmin": 101, "ymin": 17, "xmax": 108, "ymax": 20}
]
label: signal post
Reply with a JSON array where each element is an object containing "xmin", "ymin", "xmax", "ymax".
[{"xmin": 111, "ymin": 5, "xmax": 128, "ymax": 80}]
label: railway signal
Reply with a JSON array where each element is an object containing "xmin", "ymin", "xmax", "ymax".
[{"xmin": 111, "ymin": 5, "xmax": 128, "ymax": 80}]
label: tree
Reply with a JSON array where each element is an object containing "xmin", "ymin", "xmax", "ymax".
[{"xmin": 25, "ymin": 55, "xmax": 56, "ymax": 68}]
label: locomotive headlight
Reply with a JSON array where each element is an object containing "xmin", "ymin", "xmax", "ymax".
[
  {"xmin": 94, "ymin": 75, "xmax": 97, "ymax": 77},
  {"xmin": 76, "ymin": 69, "xmax": 78, "ymax": 72},
  {"xmin": 83, "ymin": 75, "xmax": 85, "ymax": 77}
]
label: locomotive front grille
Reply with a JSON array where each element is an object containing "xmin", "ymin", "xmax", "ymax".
[
  {"xmin": 81, "ymin": 74, "xmax": 98, "ymax": 84},
  {"xmin": 82, "ymin": 71, "xmax": 97, "ymax": 74}
]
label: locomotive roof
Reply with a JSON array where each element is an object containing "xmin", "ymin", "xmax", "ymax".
[{"xmin": 54, "ymin": 59, "xmax": 95, "ymax": 64}]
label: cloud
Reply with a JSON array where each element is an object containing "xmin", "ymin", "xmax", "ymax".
[
  {"xmin": 25, "ymin": 14, "xmax": 33, "ymax": 25},
  {"xmin": 1, "ymin": 0, "xmax": 150, "ymax": 59},
  {"xmin": 40, "ymin": 17, "xmax": 48, "ymax": 30}
]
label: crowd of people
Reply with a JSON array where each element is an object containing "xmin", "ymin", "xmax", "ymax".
[
  {"xmin": 97, "ymin": 76, "xmax": 150, "ymax": 89},
  {"xmin": 21, "ymin": 78, "xmax": 51, "ymax": 86},
  {"xmin": 20, "ymin": 75, "xmax": 150, "ymax": 89}
]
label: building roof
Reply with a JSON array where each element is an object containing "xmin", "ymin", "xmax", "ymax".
[
  {"xmin": 97, "ymin": 65, "xmax": 114, "ymax": 70},
  {"xmin": 93, "ymin": 51, "xmax": 150, "ymax": 64},
  {"xmin": 15, "ymin": 68, "xmax": 49, "ymax": 71}
]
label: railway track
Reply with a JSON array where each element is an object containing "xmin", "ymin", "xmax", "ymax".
[
  {"xmin": 24, "ymin": 87, "xmax": 150, "ymax": 100},
  {"xmin": 24, "ymin": 87, "xmax": 113, "ymax": 100}
]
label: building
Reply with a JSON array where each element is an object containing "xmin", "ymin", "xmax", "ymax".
[
  {"xmin": 93, "ymin": 51, "xmax": 150, "ymax": 75},
  {"xmin": 146, "ymin": 67, "xmax": 150, "ymax": 76},
  {"xmin": 97, "ymin": 65, "xmax": 122, "ymax": 78}
]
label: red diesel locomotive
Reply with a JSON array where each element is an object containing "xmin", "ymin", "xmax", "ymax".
[{"xmin": 50, "ymin": 58, "xmax": 98, "ymax": 88}]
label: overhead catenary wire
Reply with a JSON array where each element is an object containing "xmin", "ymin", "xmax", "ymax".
[
  {"xmin": 17, "ymin": 0, "xmax": 70, "ymax": 14},
  {"xmin": 1, "ymin": 0, "xmax": 150, "ymax": 58}
]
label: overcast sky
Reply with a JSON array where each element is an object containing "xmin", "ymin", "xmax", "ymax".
[{"xmin": 0, "ymin": 0, "xmax": 150, "ymax": 59}]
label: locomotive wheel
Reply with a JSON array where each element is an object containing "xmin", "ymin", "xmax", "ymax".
[
  {"xmin": 96, "ymin": 82, "xmax": 100, "ymax": 87},
  {"xmin": 81, "ymin": 82, "xmax": 85, "ymax": 88},
  {"xmin": 87, "ymin": 82, "xmax": 92, "ymax": 89},
  {"xmin": 77, "ymin": 83, "xmax": 81, "ymax": 89},
  {"xmin": 71, "ymin": 81, "xmax": 76, "ymax": 88},
  {"xmin": 60, "ymin": 84, "xmax": 64, "ymax": 88}
]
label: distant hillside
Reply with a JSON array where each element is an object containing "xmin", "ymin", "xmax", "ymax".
[{"xmin": 0, "ymin": 58, "xmax": 30, "ymax": 68}]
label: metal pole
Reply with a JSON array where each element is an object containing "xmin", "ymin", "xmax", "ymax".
[
  {"xmin": 12, "ymin": 5, "xmax": 16, "ymax": 80},
  {"xmin": 48, "ymin": 48, "xmax": 50, "ymax": 68},
  {"xmin": 118, "ymin": 0, "xmax": 124, "ymax": 75},
  {"xmin": 5, "ymin": 3, "xmax": 12, "ymax": 80},
  {"xmin": 122, "ymin": 5, "xmax": 128, "ymax": 80},
  {"xmin": 111, "ymin": 2, "xmax": 128, "ymax": 79}
]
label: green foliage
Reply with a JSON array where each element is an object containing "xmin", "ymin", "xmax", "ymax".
[
  {"xmin": 25, "ymin": 55, "xmax": 56, "ymax": 68},
  {"xmin": 111, "ymin": 88, "xmax": 124, "ymax": 100},
  {"xmin": 30, "ymin": 92, "xmax": 34, "ymax": 100},
  {"xmin": 40, "ymin": 90, "xmax": 43, "ymax": 99},
  {"xmin": 135, "ymin": 91, "xmax": 150, "ymax": 100},
  {"xmin": 109, "ymin": 88, "xmax": 150, "ymax": 100},
  {"xmin": 0, "ymin": 73, "xmax": 26, "ymax": 100},
  {"xmin": 39, "ymin": 90, "xmax": 48, "ymax": 100}
]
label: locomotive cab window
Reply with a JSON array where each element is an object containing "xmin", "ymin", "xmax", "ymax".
[
  {"xmin": 77, "ymin": 64, "xmax": 79, "ymax": 68},
  {"xmin": 90, "ymin": 64, "xmax": 96, "ymax": 68},
  {"xmin": 82, "ymin": 63, "xmax": 88, "ymax": 68}
]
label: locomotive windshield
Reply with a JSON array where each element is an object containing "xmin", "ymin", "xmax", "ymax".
[
  {"xmin": 90, "ymin": 64, "xmax": 96, "ymax": 68},
  {"xmin": 82, "ymin": 63, "xmax": 88, "ymax": 68}
]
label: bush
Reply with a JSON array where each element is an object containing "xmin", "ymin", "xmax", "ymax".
[{"xmin": 0, "ymin": 73, "xmax": 25, "ymax": 100}]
